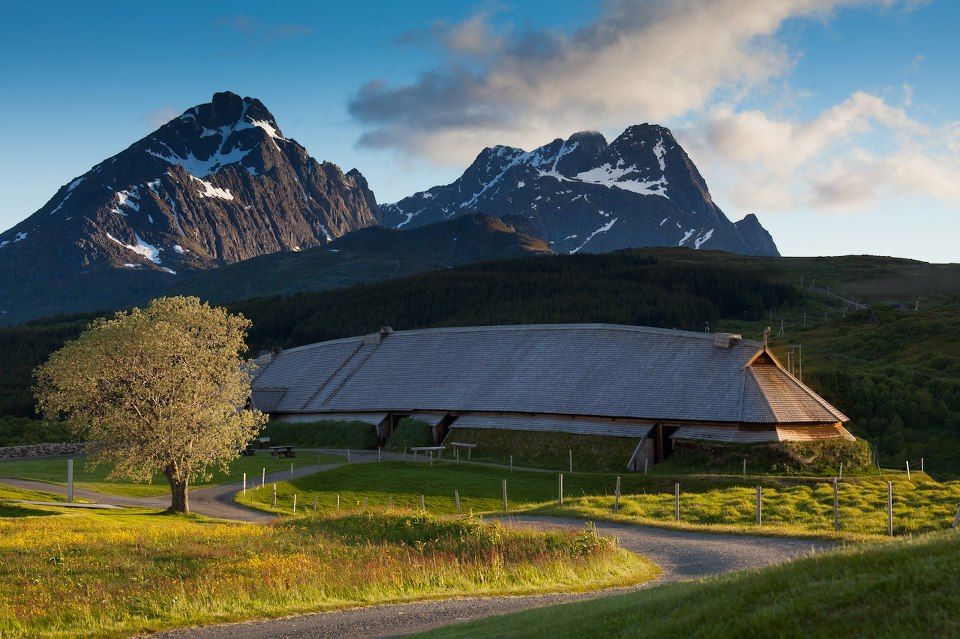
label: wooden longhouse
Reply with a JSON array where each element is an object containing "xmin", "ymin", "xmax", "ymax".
[{"xmin": 250, "ymin": 324, "xmax": 851, "ymax": 469}]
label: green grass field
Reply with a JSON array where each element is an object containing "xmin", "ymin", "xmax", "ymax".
[
  {"xmin": 237, "ymin": 461, "xmax": 960, "ymax": 540},
  {"xmin": 0, "ymin": 482, "xmax": 68, "ymax": 517},
  {"xmin": 0, "ymin": 451, "xmax": 342, "ymax": 497},
  {"xmin": 420, "ymin": 530, "xmax": 960, "ymax": 639},
  {"xmin": 0, "ymin": 506, "xmax": 655, "ymax": 638}
]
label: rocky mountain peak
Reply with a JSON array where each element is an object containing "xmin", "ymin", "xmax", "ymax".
[
  {"xmin": 0, "ymin": 91, "xmax": 378, "ymax": 324},
  {"xmin": 377, "ymin": 122, "xmax": 779, "ymax": 258}
]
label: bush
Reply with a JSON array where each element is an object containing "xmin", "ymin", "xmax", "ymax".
[
  {"xmin": 0, "ymin": 416, "xmax": 77, "ymax": 446},
  {"xmin": 262, "ymin": 420, "xmax": 378, "ymax": 449},
  {"xmin": 384, "ymin": 419, "xmax": 434, "ymax": 451}
]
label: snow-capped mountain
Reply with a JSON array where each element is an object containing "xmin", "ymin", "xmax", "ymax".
[
  {"xmin": 0, "ymin": 91, "xmax": 377, "ymax": 322},
  {"xmin": 378, "ymin": 124, "xmax": 779, "ymax": 256}
]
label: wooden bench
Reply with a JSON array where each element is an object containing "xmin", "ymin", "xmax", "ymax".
[{"xmin": 268, "ymin": 446, "xmax": 296, "ymax": 458}]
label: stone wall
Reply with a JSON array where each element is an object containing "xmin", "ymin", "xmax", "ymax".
[{"xmin": 0, "ymin": 443, "xmax": 85, "ymax": 459}]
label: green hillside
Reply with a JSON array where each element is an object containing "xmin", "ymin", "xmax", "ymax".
[
  {"xmin": 420, "ymin": 531, "xmax": 960, "ymax": 639},
  {"xmin": 1, "ymin": 249, "xmax": 958, "ymax": 474}
]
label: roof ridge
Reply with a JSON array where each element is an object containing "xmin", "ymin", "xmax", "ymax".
[
  {"xmin": 753, "ymin": 347, "xmax": 849, "ymax": 422},
  {"xmin": 271, "ymin": 324, "xmax": 764, "ymax": 355}
]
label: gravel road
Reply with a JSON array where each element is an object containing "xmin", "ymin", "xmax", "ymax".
[{"xmin": 1, "ymin": 453, "xmax": 833, "ymax": 638}]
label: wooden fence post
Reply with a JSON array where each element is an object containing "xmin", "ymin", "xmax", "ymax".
[
  {"xmin": 429, "ymin": 451, "xmax": 434, "ymax": 468},
  {"xmin": 674, "ymin": 482, "xmax": 680, "ymax": 522},
  {"xmin": 313, "ymin": 496, "xmax": 318, "ymax": 512},
  {"xmin": 455, "ymin": 490, "xmax": 461, "ymax": 514},
  {"xmin": 906, "ymin": 460, "xmax": 911, "ymax": 480},
  {"xmin": 378, "ymin": 446, "xmax": 382, "ymax": 462},
  {"xmin": 242, "ymin": 472, "xmax": 247, "ymax": 495},
  {"xmin": 921, "ymin": 458, "xmax": 925, "ymax": 473},
  {"xmin": 66, "ymin": 458, "xmax": 74, "ymax": 504},
  {"xmin": 755, "ymin": 485, "xmax": 762, "ymax": 526},
  {"xmin": 839, "ymin": 462, "xmax": 843, "ymax": 480},
  {"xmin": 833, "ymin": 478, "xmax": 840, "ymax": 531},
  {"xmin": 293, "ymin": 494, "xmax": 297, "ymax": 514},
  {"xmin": 510, "ymin": 454, "xmax": 513, "ymax": 471},
  {"xmin": 261, "ymin": 467, "xmax": 266, "ymax": 488},
  {"xmin": 420, "ymin": 494, "xmax": 425, "ymax": 511},
  {"xmin": 290, "ymin": 462, "xmax": 294, "ymax": 478},
  {"xmin": 347, "ymin": 449, "xmax": 351, "ymax": 463},
  {"xmin": 336, "ymin": 494, "xmax": 340, "ymax": 511},
  {"xmin": 887, "ymin": 481, "xmax": 894, "ymax": 537},
  {"xmin": 272, "ymin": 483, "xmax": 277, "ymax": 507},
  {"xmin": 363, "ymin": 497, "xmax": 368, "ymax": 509},
  {"xmin": 558, "ymin": 473, "xmax": 564, "ymax": 506},
  {"xmin": 614, "ymin": 476, "xmax": 621, "ymax": 513},
  {"xmin": 502, "ymin": 479, "xmax": 509, "ymax": 513},
  {"xmin": 742, "ymin": 458, "xmax": 746, "ymax": 477}
]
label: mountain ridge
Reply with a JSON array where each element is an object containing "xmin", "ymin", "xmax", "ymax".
[{"xmin": 378, "ymin": 124, "xmax": 779, "ymax": 257}]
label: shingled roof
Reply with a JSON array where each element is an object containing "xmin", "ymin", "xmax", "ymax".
[{"xmin": 251, "ymin": 324, "xmax": 848, "ymax": 425}]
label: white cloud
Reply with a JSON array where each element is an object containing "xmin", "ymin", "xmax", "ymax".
[
  {"xmin": 682, "ymin": 91, "xmax": 960, "ymax": 211},
  {"xmin": 350, "ymin": 0, "xmax": 920, "ymax": 164}
]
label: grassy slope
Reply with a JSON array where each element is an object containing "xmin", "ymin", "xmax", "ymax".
[
  {"xmin": 421, "ymin": 531, "xmax": 960, "ymax": 639},
  {"xmin": 236, "ymin": 462, "xmax": 960, "ymax": 540},
  {"xmin": 0, "ymin": 508, "xmax": 655, "ymax": 639},
  {"xmin": 0, "ymin": 451, "xmax": 342, "ymax": 497},
  {"xmin": 0, "ymin": 482, "xmax": 67, "ymax": 517}
]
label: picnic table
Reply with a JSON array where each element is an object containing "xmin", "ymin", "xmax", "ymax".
[
  {"xmin": 448, "ymin": 442, "xmax": 477, "ymax": 460},
  {"xmin": 241, "ymin": 444, "xmax": 257, "ymax": 457},
  {"xmin": 268, "ymin": 446, "xmax": 296, "ymax": 458}
]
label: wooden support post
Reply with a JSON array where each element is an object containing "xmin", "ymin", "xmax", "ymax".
[
  {"xmin": 657, "ymin": 424, "xmax": 664, "ymax": 462},
  {"xmin": 887, "ymin": 481, "xmax": 894, "ymax": 537},
  {"xmin": 674, "ymin": 482, "xmax": 680, "ymax": 521},
  {"xmin": 66, "ymin": 458, "xmax": 74, "ymax": 504},
  {"xmin": 272, "ymin": 483, "xmax": 277, "ymax": 507},
  {"xmin": 502, "ymin": 479, "xmax": 508, "ymax": 513},
  {"xmin": 569, "ymin": 449, "xmax": 573, "ymax": 473},
  {"xmin": 833, "ymin": 478, "xmax": 840, "ymax": 531},
  {"xmin": 455, "ymin": 490, "xmax": 461, "ymax": 514},
  {"xmin": 420, "ymin": 494, "xmax": 425, "ymax": 511},
  {"xmin": 558, "ymin": 473, "xmax": 564, "ymax": 506},
  {"xmin": 242, "ymin": 472, "xmax": 247, "ymax": 495},
  {"xmin": 755, "ymin": 485, "xmax": 762, "ymax": 526},
  {"xmin": 614, "ymin": 476, "xmax": 621, "ymax": 513},
  {"xmin": 293, "ymin": 494, "xmax": 297, "ymax": 514}
]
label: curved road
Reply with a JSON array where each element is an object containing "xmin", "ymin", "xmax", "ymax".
[{"xmin": 2, "ymin": 454, "xmax": 833, "ymax": 638}]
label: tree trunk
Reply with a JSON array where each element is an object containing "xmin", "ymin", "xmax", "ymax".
[{"xmin": 164, "ymin": 469, "xmax": 190, "ymax": 513}]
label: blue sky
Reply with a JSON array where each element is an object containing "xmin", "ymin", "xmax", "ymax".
[{"xmin": 1, "ymin": 0, "xmax": 958, "ymax": 261}]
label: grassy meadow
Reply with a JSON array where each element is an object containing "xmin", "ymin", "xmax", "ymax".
[
  {"xmin": 420, "ymin": 530, "xmax": 960, "ymax": 639},
  {"xmin": 237, "ymin": 461, "xmax": 960, "ymax": 540},
  {"xmin": 0, "ymin": 505, "xmax": 655, "ymax": 638},
  {"xmin": 0, "ymin": 451, "xmax": 342, "ymax": 497}
]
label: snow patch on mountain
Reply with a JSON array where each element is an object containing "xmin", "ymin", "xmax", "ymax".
[
  {"xmin": 571, "ymin": 218, "xmax": 618, "ymax": 254},
  {"xmin": 190, "ymin": 175, "xmax": 235, "ymax": 200},
  {"xmin": 575, "ymin": 162, "xmax": 669, "ymax": 198},
  {"xmin": 107, "ymin": 232, "xmax": 163, "ymax": 265}
]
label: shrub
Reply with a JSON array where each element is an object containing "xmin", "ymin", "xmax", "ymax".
[
  {"xmin": 262, "ymin": 420, "xmax": 378, "ymax": 449},
  {"xmin": 385, "ymin": 419, "xmax": 434, "ymax": 451}
]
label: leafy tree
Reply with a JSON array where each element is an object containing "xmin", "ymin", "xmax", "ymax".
[{"xmin": 33, "ymin": 297, "xmax": 266, "ymax": 513}]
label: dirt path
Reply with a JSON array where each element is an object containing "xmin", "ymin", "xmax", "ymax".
[
  {"xmin": 151, "ymin": 516, "xmax": 830, "ymax": 639},
  {"xmin": 2, "ymin": 452, "xmax": 834, "ymax": 638}
]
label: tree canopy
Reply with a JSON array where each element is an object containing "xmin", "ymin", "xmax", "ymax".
[{"xmin": 34, "ymin": 296, "xmax": 266, "ymax": 512}]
